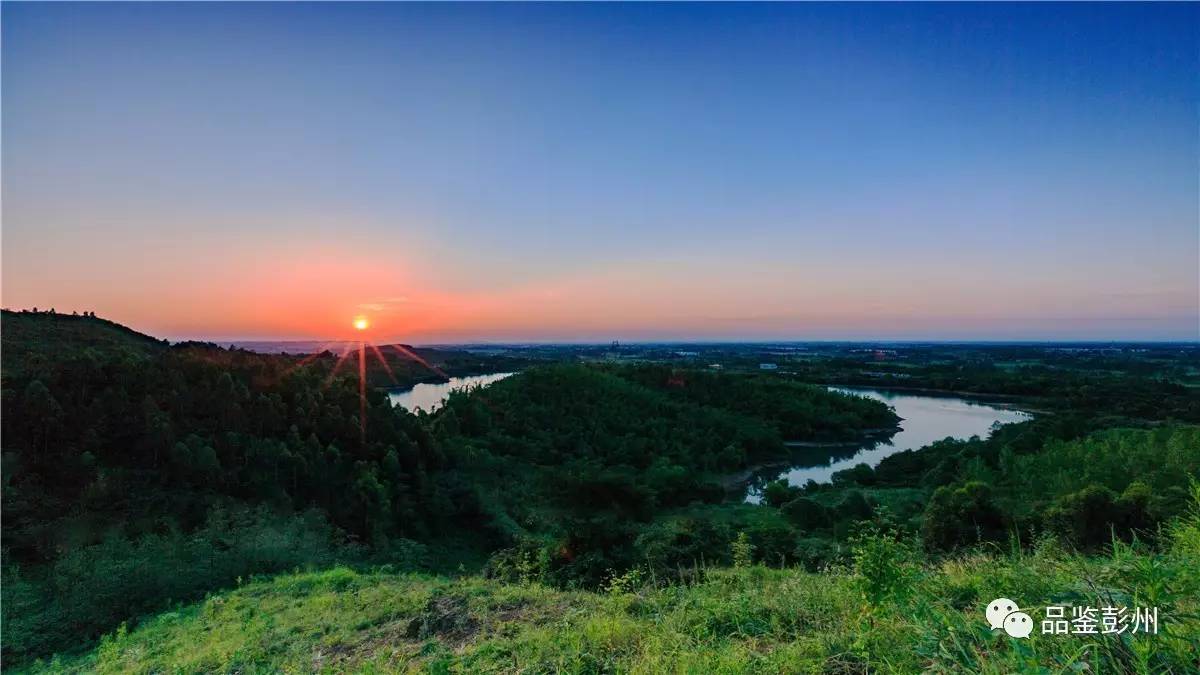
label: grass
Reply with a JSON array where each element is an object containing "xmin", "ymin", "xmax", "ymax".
[{"xmin": 26, "ymin": 512, "xmax": 1199, "ymax": 674}]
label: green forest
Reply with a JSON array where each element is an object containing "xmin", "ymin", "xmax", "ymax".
[{"xmin": 2, "ymin": 311, "xmax": 1199, "ymax": 673}]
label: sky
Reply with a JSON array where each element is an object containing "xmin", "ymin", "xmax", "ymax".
[{"xmin": 3, "ymin": 2, "xmax": 1197, "ymax": 343}]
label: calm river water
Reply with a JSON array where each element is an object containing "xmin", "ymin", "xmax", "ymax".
[
  {"xmin": 388, "ymin": 372, "xmax": 513, "ymax": 412},
  {"xmin": 746, "ymin": 387, "xmax": 1031, "ymax": 498}
]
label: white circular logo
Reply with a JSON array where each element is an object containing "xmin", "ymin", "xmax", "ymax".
[{"xmin": 986, "ymin": 597, "xmax": 1019, "ymax": 630}]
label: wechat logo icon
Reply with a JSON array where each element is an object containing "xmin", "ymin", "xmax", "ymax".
[{"xmin": 986, "ymin": 598, "xmax": 1032, "ymax": 638}]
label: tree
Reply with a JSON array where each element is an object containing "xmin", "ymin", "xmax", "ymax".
[
  {"xmin": 1044, "ymin": 484, "xmax": 1122, "ymax": 548},
  {"xmin": 22, "ymin": 380, "xmax": 62, "ymax": 459},
  {"xmin": 781, "ymin": 497, "xmax": 831, "ymax": 531},
  {"xmin": 351, "ymin": 463, "xmax": 391, "ymax": 539},
  {"xmin": 762, "ymin": 479, "xmax": 799, "ymax": 508},
  {"xmin": 921, "ymin": 481, "xmax": 1006, "ymax": 551},
  {"xmin": 832, "ymin": 462, "xmax": 876, "ymax": 487},
  {"xmin": 851, "ymin": 524, "xmax": 920, "ymax": 610},
  {"xmin": 835, "ymin": 490, "xmax": 874, "ymax": 521}
]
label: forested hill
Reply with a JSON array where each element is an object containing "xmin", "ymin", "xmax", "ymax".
[
  {"xmin": 0, "ymin": 314, "xmax": 898, "ymax": 665},
  {"xmin": 1, "ymin": 309, "xmax": 166, "ymax": 373},
  {"xmin": 2, "ymin": 313, "xmax": 454, "ymax": 661},
  {"xmin": 6, "ymin": 315, "xmax": 1195, "ymax": 672},
  {"xmin": 430, "ymin": 364, "xmax": 898, "ymax": 584}
]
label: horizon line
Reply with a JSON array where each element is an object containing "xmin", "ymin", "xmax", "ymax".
[
  {"xmin": 6, "ymin": 308, "xmax": 1197, "ymax": 346},
  {"xmin": 221, "ymin": 337, "xmax": 1200, "ymax": 348}
]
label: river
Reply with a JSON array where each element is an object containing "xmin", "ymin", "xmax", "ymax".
[
  {"xmin": 388, "ymin": 372, "xmax": 514, "ymax": 412},
  {"xmin": 744, "ymin": 387, "xmax": 1031, "ymax": 500},
  {"xmin": 389, "ymin": 377, "xmax": 1031, "ymax": 492}
]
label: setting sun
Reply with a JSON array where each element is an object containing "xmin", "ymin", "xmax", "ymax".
[{"xmin": 353, "ymin": 316, "xmax": 369, "ymax": 331}]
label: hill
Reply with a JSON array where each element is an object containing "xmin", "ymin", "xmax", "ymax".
[
  {"xmin": 1, "ymin": 310, "xmax": 165, "ymax": 374},
  {"xmin": 24, "ymin": 493, "xmax": 1200, "ymax": 673},
  {"xmin": 4, "ymin": 314, "xmax": 1198, "ymax": 670},
  {"xmin": 0, "ymin": 315, "xmax": 902, "ymax": 665}
]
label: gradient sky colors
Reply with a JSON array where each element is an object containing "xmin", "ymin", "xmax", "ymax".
[{"xmin": 3, "ymin": 3, "xmax": 1197, "ymax": 342}]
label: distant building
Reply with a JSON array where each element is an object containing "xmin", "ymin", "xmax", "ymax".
[
  {"xmin": 759, "ymin": 363, "xmax": 778, "ymax": 370},
  {"xmin": 604, "ymin": 340, "xmax": 623, "ymax": 360}
]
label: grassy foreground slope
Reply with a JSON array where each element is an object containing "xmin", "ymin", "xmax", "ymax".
[{"xmin": 31, "ymin": 493, "xmax": 1200, "ymax": 674}]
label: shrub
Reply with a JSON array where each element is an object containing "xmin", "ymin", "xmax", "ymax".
[
  {"xmin": 1044, "ymin": 483, "xmax": 1124, "ymax": 548},
  {"xmin": 743, "ymin": 518, "xmax": 799, "ymax": 567},
  {"xmin": 834, "ymin": 490, "xmax": 874, "ymax": 521},
  {"xmin": 780, "ymin": 497, "xmax": 831, "ymax": 531},
  {"xmin": 731, "ymin": 532, "xmax": 755, "ymax": 568},
  {"xmin": 849, "ymin": 524, "xmax": 921, "ymax": 609},
  {"xmin": 483, "ymin": 539, "xmax": 554, "ymax": 585},
  {"xmin": 792, "ymin": 537, "xmax": 843, "ymax": 570},
  {"xmin": 1, "ymin": 506, "xmax": 356, "ymax": 664},
  {"xmin": 920, "ymin": 481, "xmax": 1006, "ymax": 551},
  {"xmin": 761, "ymin": 479, "xmax": 800, "ymax": 508},
  {"xmin": 633, "ymin": 517, "xmax": 732, "ymax": 579},
  {"xmin": 831, "ymin": 463, "xmax": 876, "ymax": 487}
]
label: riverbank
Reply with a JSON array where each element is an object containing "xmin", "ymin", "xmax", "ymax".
[
  {"xmin": 721, "ymin": 426, "xmax": 901, "ymax": 493},
  {"xmin": 389, "ymin": 372, "xmax": 514, "ymax": 412},
  {"xmin": 783, "ymin": 425, "xmax": 901, "ymax": 448},
  {"xmin": 828, "ymin": 383, "xmax": 1053, "ymax": 414},
  {"xmin": 723, "ymin": 386, "xmax": 1035, "ymax": 495}
]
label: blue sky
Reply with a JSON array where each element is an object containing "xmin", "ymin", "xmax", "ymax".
[{"xmin": 3, "ymin": 3, "xmax": 1197, "ymax": 341}]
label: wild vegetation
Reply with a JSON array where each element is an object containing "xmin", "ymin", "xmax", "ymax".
[
  {"xmin": 431, "ymin": 363, "xmax": 899, "ymax": 586},
  {"xmin": 25, "ymin": 487, "xmax": 1200, "ymax": 673},
  {"xmin": 1, "ymin": 312, "xmax": 892, "ymax": 664},
  {"xmin": 3, "ymin": 311, "xmax": 1199, "ymax": 671},
  {"xmin": 2, "ymin": 313, "xmax": 456, "ymax": 660}
]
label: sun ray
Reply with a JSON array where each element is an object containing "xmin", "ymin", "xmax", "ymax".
[
  {"xmin": 315, "ymin": 319, "xmax": 446, "ymax": 445},
  {"xmin": 387, "ymin": 343, "xmax": 448, "ymax": 379},
  {"xmin": 284, "ymin": 342, "xmax": 337, "ymax": 376},
  {"xmin": 324, "ymin": 342, "xmax": 354, "ymax": 387},
  {"xmin": 358, "ymin": 341, "xmax": 367, "ymax": 442},
  {"xmin": 367, "ymin": 343, "xmax": 399, "ymax": 385}
]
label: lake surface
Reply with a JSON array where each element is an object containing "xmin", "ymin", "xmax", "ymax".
[
  {"xmin": 388, "ymin": 372, "xmax": 513, "ymax": 412},
  {"xmin": 747, "ymin": 387, "xmax": 1031, "ymax": 498}
]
